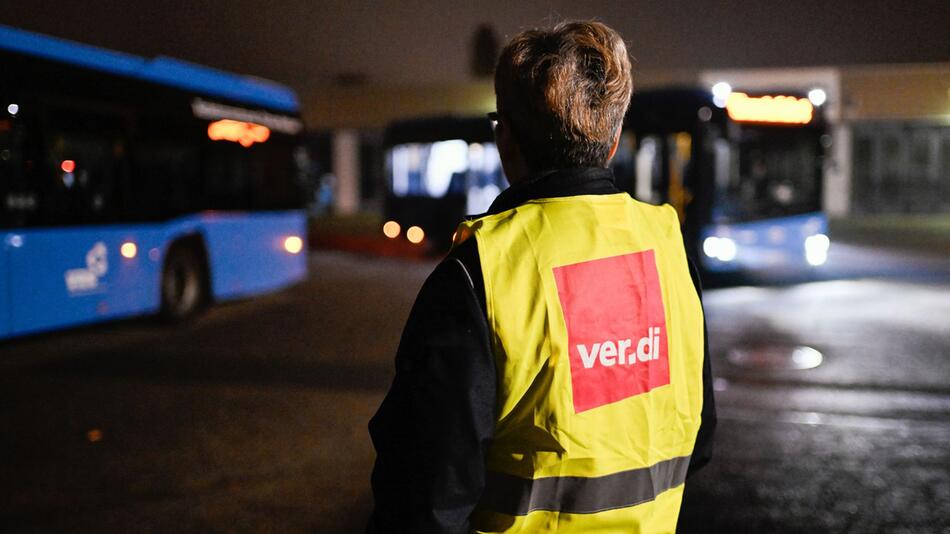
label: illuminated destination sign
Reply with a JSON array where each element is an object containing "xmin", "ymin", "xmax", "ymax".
[
  {"xmin": 725, "ymin": 92, "xmax": 813, "ymax": 124},
  {"xmin": 208, "ymin": 119, "xmax": 270, "ymax": 147},
  {"xmin": 191, "ymin": 98, "xmax": 303, "ymax": 135}
]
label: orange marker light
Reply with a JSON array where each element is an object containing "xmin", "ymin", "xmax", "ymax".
[
  {"xmin": 61, "ymin": 160, "xmax": 76, "ymax": 173},
  {"xmin": 406, "ymin": 226, "xmax": 425, "ymax": 244},
  {"xmin": 208, "ymin": 119, "xmax": 271, "ymax": 147},
  {"xmin": 383, "ymin": 220, "xmax": 401, "ymax": 239},
  {"xmin": 726, "ymin": 92, "xmax": 813, "ymax": 124},
  {"xmin": 120, "ymin": 241, "xmax": 137, "ymax": 259},
  {"xmin": 284, "ymin": 235, "xmax": 304, "ymax": 254}
]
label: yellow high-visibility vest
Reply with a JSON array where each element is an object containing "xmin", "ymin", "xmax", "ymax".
[{"xmin": 454, "ymin": 193, "xmax": 706, "ymax": 533}]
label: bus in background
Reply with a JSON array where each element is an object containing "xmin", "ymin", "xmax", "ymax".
[
  {"xmin": 615, "ymin": 86, "xmax": 830, "ymax": 279},
  {"xmin": 0, "ymin": 25, "xmax": 308, "ymax": 339},
  {"xmin": 382, "ymin": 116, "xmax": 507, "ymax": 252}
]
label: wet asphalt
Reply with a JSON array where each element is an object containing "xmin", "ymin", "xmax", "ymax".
[{"xmin": 2, "ymin": 249, "xmax": 949, "ymax": 533}]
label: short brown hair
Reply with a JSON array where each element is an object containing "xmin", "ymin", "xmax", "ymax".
[{"xmin": 494, "ymin": 20, "xmax": 633, "ymax": 170}]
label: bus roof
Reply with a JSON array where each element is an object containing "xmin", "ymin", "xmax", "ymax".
[{"xmin": 0, "ymin": 24, "xmax": 299, "ymax": 113}]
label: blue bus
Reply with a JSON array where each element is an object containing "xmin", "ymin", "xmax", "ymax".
[
  {"xmin": 0, "ymin": 25, "xmax": 308, "ymax": 339},
  {"xmin": 615, "ymin": 87, "xmax": 830, "ymax": 278}
]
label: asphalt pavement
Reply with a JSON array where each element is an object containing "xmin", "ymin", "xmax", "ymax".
[
  {"xmin": 686, "ymin": 270, "xmax": 950, "ymax": 534},
  {"xmin": 2, "ymin": 249, "xmax": 949, "ymax": 533}
]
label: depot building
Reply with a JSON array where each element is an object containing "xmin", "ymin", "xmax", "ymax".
[{"xmin": 302, "ymin": 62, "xmax": 950, "ymax": 219}]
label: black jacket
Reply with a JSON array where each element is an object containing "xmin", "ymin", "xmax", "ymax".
[{"xmin": 368, "ymin": 167, "xmax": 716, "ymax": 533}]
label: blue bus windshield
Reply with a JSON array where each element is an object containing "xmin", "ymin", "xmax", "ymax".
[{"xmin": 713, "ymin": 125, "xmax": 823, "ymax": 223}]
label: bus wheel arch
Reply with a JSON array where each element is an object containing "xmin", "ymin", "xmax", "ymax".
[{"xmin": 160, "ymin": 234, "xmax": 211, "ymax": 322}]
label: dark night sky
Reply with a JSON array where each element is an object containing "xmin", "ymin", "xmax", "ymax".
[{"xmin": 2, "ymin": 1, "xmax": 949, "ymax": 91}]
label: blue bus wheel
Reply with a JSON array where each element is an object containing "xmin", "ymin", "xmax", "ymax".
[{"xmin": 160, "ymin": 245, "xmax": 208, "ymax": 322}]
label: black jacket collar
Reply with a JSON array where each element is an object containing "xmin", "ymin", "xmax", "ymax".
[{"xmin": 485, "ymin": 167, "xmax": 620, "ymax": 215}]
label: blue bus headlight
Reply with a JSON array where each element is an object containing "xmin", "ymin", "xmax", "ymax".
[
  {"xmin": 283, "ymin": 235, "xmax": 304, "ymax": 254},
  {"xmin": 703, "ymin": 236, "xmax": 738, "ymax": 262},
  {"xmin": 804, "ymin": 233, "xmax": 830, "ymax": 266}
]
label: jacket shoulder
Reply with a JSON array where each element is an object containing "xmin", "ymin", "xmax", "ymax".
[{"xmin": 446, "ymin": 237, "xmax": 486, "ymax": 314}]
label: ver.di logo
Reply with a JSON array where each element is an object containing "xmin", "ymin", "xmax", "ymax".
[
  {"xmin": 553, "ymin": 250, "xmax": 670, "ymax": 413},
  {"xmin": 65, "ymin": 242, "xmax": 109, "ymax": 294}
]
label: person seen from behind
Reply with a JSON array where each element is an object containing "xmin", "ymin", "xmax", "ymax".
[{"xmin": 368, "ymin": 19, "xmax": 716, "ymax": 533}]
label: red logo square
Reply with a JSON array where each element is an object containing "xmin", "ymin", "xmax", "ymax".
[{"xmin": 553, "ymin": 250, "xmax": 669, "ymax": 413}]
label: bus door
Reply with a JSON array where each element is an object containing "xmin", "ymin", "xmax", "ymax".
[{"xmin": 633, "ymin": 132, "xmax": 694, "ymax": 223}]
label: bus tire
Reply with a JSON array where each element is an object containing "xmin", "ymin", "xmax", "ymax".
[{"xmin": 160, "ymin": 243, "xmax": 208, "ymax": 322}]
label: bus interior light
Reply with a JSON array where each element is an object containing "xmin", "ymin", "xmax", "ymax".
[
  {"xmin": 283, "ymin": 236, "xmax": 304, "ymax": 254},
  {"xmin": 383, "ymin": 220, "xmax": 401, "ymax": 239},
  {"xmin": 406, "ymin": 226, "xmax": 425, "ymax": 244},
  {"xmin": 120, "ymin": 242, "xmax": 138, "ymax": 259},
  {"xmin": 805, "ymin": 233, "xmax": 830, "ymax": 266}
]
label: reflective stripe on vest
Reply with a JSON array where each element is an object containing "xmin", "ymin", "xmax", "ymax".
[
  {"xmin": 481, "ymin": 455, "xmax": 691, "ymax": 516},
  {"xmin": 456, "ymin": 194, "xmax": 706, "ymax": 534}
]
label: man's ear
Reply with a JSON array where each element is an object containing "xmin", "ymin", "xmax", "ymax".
[
  {"xmin": 606, "ymin": 130, "xmax": 622, "ymax": 163},
  {"xmin": 496, "ymin": 116, "xmax": 529, "ymax": 184}
]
